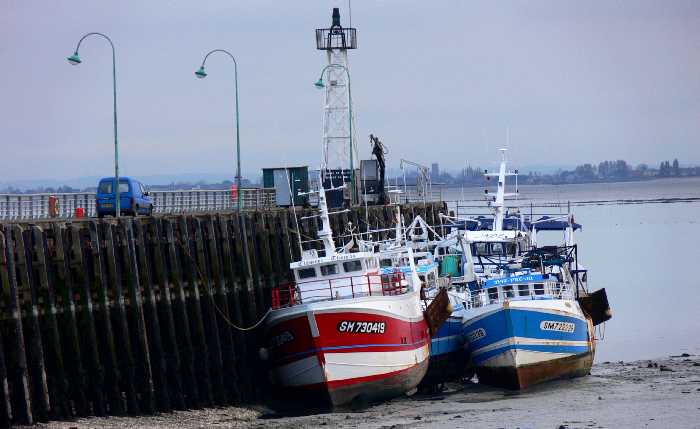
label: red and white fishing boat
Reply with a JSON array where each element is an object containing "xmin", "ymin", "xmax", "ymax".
[{"xmin": 260, "ymin": 186, "xmax": 430, "ymax": 408}]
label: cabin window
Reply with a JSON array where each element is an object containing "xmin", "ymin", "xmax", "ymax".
[
  {"xmin": 518, "ymin": 284, "xmax": 530, "ymax": 296},
  {"xmin": 474, "ymin": 243, "xmax": 487, "ymax": 255},
  {"xmin": 343, "ymin": 260, "xmax": 363, "ymax": 273},
  {"xmin": 380, "ymin": 259, "xmax": 393, "ymax": 268},
  {"xmin": 534, "ymin": 283, "xmax": 544, "ymax": 295},
  {"xmin": 320, "ymin": 264, "xmax": 338, "ymax": 276},
  {"xmin": 297, "ymin": 268, "xmax": 316, "ymax": 280},
  {"xmin": 506, "ymin": 243, "xmax": 517, "ymax": 256},
  {"xmin": 491, "ymin": 243, "xmax": 504, "ymax": 255},
  {"xmin": 487, "ymin": 287, "xmax": 499, "ymax": 302},
  {"xmin": 503, "ymin": 285, "xmax": 514, "ymax": 298}
]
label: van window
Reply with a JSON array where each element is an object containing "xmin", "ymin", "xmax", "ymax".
[
  {"xmin": 518, "ymin": 284, "xmax": 530, "ymax": 296},
  {"xmin": 343, "ymin": 260, "xmax": 363, "ymax": 273},
  {"xmin": 320, "ymin": 264, "xmax": 338, "ymax": 276},
  {"xmin": 98, "ymin": 180, "xmax": 129, "ymax": 194},
  {"xmin": 297, "ymin": 268, "xmax": 316, "ymax": 279}
]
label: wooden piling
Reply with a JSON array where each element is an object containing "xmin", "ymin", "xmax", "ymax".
[
  {"xmin": 177, "ymin": 216, "xmax": 213, "ymax": 406},
  {"xmin": 205, "ymin": 216, "xmax": 240, "ymax": 404},
  {"xmin": 192, "ymin": 218, "xmax": 226, "ymax": 405},
  {"xmin": 13, "ymin": 225, "xmax": 50, "ymax": 422},
  {"xmin": 134, "ymin": 221, "xmax": 170, "ymax": 412},
  {"xmin": 30, "ymin": 226, "xmax": 70, "ymax": 420},
  {"xmin": 102, "ymin": 223, "xmax": 139, "ymax": 414},
  {"xmin": 148, "ymin": 220, "xmax": 185, "ymax": 410},
  {"xmin": 68, "ymin": 224, "xmax": 106, "ymax": 416},
  {"xmin": 163, "ymin": 219, "xmax": 199, "ymax": 408},
  {"xmin": 51, "ymin": 223, "xmax": 88, "ymax": 417},
  {"xmin": 118, "ymin": 219, "xmax": 154, "ymax": 414}
]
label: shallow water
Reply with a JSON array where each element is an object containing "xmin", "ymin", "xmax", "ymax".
[{"xmin": 439, "ymin": 177, "xmax": 700, "ymax": 362}]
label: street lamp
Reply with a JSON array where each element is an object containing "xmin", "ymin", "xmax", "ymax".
[
  {"xmin": 194, "ymin": 49, "xmax": 243, "ymax": 213},
  {"xmin": 314, "ymin": 63, "xmax": 355, "ymax": 205},
  {"xmin": 194, "ymin": 49, "xmax": 251, "ymax": 275},
  {"xmin": 67, "ymin": 32, "xmax": 121, "ymax": 217}
]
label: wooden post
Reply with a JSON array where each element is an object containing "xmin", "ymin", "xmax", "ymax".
[
  {"xmin": 163, "ymin": 219, "xmax": 199, "ymax": 408},
  {"xmin": 217, "ymin": 214, "xmax": 249, "ymax": 402},
  {"xmin": 192, "ymin": 217, "xmax": 226, "ymax": 405},
  {"xmin": 86, "ymin": 222, "xmax": 123, "ymax": 416},
  {"xmin": 0, "ymin": 227, "xmax": 31, "ymax": 425},
  {"xmin": 149, "ymin": 219, "xmax": 185, "ymax": 410},
  {"xmin": 118, "ymin": 219, "xmax": 155, "ymax": 414},
  {"xmin": 13, "ymin": 225, "xmax": 50, "ymax": 422},
  {"xmin": 133, "ymin": 220, "xmax": 170, "ymax": 412},
  {"xmin": 51, "ymin": 224, "xmax": 88, "ymax": 417},
  {"xmin": 177, "ymin": 216, "xmax": 213, "ymax": 406},
  {"xmin": 68, "ymin": 224, "xmax": 106, "ymax": 416},
  {"xmin": 206, "ymin": 216, "xmax": 240, "ymax": 404},
  {"xmin": 103, "ymin": 224, "xmax": 139, "ymax": 415},
  {"xmin": 31, "ymin": 226, "xmax": 71, "ymax": 419}
]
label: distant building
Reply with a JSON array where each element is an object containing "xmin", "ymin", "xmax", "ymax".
[{"xmin": 431, "ymin": 163, "xmax": 440, "ymax": 179}]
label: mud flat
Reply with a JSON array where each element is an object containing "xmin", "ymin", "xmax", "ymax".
[{"xmin": 22, "ymin": 355, "xmax": 700, "ymax": 429}]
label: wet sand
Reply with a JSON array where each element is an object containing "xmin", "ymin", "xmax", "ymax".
[{"xmin": 27, "ymin": 355, "xmax": 700, "ymax": 429}]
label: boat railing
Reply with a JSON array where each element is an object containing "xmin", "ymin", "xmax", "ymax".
[
  {"xmin": 271, "ymin": 272, "xmax": 409, "ymax": 309},
  {"xmin": 466, "ymin": 281, "xmax": 576, "ymax": 309}
]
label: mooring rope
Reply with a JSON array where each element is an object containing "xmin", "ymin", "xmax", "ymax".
[{"xmin": 176, "ymin": 238, "xmax": 272, "ymax": 331}]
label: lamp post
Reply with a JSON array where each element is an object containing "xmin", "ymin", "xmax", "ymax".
[
  {"xmin": 314, "ymin": 63, "xmax": 355, "ymax": 205},
  {"xmin": 194, "ymin": 49, "xmax": 244, "ymax": 214},
  {"xmin": 194, "ymin": 49, "xmax": 251, "ymax": 275},
  {"xmin": 67, "ymin": 32, "xmax": 121, "ymax": 217}
]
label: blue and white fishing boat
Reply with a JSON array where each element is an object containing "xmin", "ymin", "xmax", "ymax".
[{"xmin": 456, "ymin": 150, "xmax": 611, "ymax": 389}]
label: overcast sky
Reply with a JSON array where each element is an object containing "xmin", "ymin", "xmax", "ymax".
[{"xmin": 1, "ymin": 0, "xmax": 699, "ymax": 183}]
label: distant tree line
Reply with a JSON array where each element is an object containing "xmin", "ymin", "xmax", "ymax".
[{"xmin": 399, "ymin": 158, "xmax": 699, "ymax": 186}]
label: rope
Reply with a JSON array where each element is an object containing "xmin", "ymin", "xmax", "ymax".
[{"xmin": 176, "ymin": 238, "xmax": 271, "ymax": 331}]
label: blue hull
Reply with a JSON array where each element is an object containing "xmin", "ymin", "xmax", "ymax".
[
  {"xmin": 420, "ymin": 315, "xmax": 470, "ymax": 387},
  {"xmin": 462, "ymin": 303, "xmax": 594, "ymax": 389}
]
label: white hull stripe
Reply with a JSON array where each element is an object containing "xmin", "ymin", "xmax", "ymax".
[
  {"xmin": 471, "ymin": 336, "xmax": 589, "ymax": 357},
  {"xmin": 272, "ymin": 346, "xmax": 430, "ymax": 387}
]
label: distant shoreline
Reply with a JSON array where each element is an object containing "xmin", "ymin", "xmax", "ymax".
[{"xmin": 431, "ymin": 175, "xmax": 700, "ymax": 189}]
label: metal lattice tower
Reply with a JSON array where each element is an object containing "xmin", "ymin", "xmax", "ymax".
[{"xmin": 316, "ymin": 8, "xmax": 358, "ymax": 172}]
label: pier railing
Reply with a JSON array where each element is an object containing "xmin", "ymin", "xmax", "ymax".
[{"xmin": 0, "ymin": 188, "xmax": 276, "ymax": 220}]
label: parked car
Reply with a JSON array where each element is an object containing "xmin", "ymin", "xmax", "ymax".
[{"xmin": 96, "ymin": 177, "xmax": 154, "ymax": 217}]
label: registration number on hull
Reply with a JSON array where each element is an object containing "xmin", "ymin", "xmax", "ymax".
[
  {"xmin": 337, "ymin": 321, "xmax": 386, "ymax": 334},
  {"xmin": 540, "ymin": 321, "xmax": 575, "ymax": 333}
]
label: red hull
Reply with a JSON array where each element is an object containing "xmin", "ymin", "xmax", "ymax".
[{"xmin": 264, "ymin": 300, "xmax": 430, "ymax": 408}]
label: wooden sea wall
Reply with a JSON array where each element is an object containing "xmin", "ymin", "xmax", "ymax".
[{"xmin": 0, "ymin": 202, "xmax": 445, "ymax": 427}]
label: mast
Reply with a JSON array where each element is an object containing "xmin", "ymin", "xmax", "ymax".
[
  {"xmin": 493, "ymin": 148, "xmax": 508, "ymax": 231},
  {"xmin": 316, "ymin": 180, "xmax": 337, "ymax": 256}
]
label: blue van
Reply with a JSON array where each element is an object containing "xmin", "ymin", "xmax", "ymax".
[{"xmin": 96, "ymin": 177, "xmax": 154, "ymax": 217}]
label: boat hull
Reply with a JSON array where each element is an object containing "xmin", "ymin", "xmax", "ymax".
[
  {"xmin": 475, "ymin": 349, "xmax": 593, "ymax": 389},
  {"xmin": 463, "ymin": 299, "xmax": 595, "ymax": 390},
  {"xmin": 265, "ymin": 292, "xmax": 430, "ymax": 408},
  {"xmin": 420, "ymin": 315, "xmax": 468, "ymax": 387}
]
